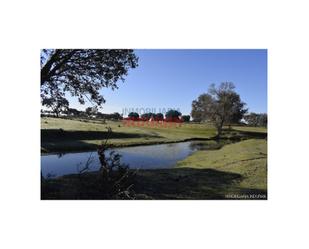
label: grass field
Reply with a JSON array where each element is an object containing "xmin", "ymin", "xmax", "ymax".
[
  {"xmin": 177, "ymin": 139, "xmax": 267, "ymax": 195},
  {"xmin": 127, "ymin": 139, "xmax": 267, "ymax": 199},
  {"xmin": 41, "ymin": 117, "xmax": 266, "ymax": 153},
  {"xmin": 41, "ymin": 117, "xmax": 267, "ymax": 199},
  {"xmin": 41, "ymin": 117, "xmax": 217, "ymax": 152},
  {"xmin": 231, "ymin": 126, "xmax": 267, "ymax": 133}
]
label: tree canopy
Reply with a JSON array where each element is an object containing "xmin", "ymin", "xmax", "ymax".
[
  {"xmin": 85, "ymin": 106, "xmax": 98, "ymax": 116},
  {"xmin": 41, "ymin": 49, "xmax": 138, "ymax": 110},
  {"xmin": 128, "ymin": 112, "xmax": 139, "ymax": 120},
  {"xmin": 42, "ymin": 93, "xmax": 69, "ymax": 117},
  {"xmin": 182, "ymin": 115, "xmax": 190, "ymax": 122},
  {"xmin": 191, "ymin": 82, "xmax": 247, "ymax": 137},
  {"xmin": 141, "ymin": 113, "xmax": 155, "ymax": 121},
  {"xmin": 66, "ymin": 108, "xmax": 81, "ymax": 116},
  {"xmin": 244, "ymin": 113, "xmax": 267, "ymax": 127},
  {"xmin": 165, "ymin": 110, "xmax": 182, "ymax": 121},
  {"xmin": 96, "ymin": 112, "xmax": 122, "ymax": 120},
  {"xmin": 154, "ymin": 113, "xmax": 164, "ymax": 121}
]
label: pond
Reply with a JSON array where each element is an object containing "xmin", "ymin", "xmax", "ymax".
[{"xmin": 41, "ymin": 140, "xmax": 219, "ymax": 178}]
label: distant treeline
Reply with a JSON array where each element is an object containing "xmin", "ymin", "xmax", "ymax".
[
  {"xmin": 244, "ymin": 113, "xmax": 267, "ymax": 127},
  {"xmin": 41, "ymin": 108, "xmax": 123, "ymax": 121},
  {"xmin": 124, "ymin": 111, "xmax": 191, "ymax": 122},
  {"xmin": 41, "ymin": 109, "xmax": 192, "ymax": 123}
]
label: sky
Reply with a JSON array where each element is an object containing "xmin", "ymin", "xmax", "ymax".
[{"xmin": 68, "ymin": 49, "xmax": 267, "ymax": 116}]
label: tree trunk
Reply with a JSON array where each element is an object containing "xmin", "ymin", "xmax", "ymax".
[
  {"xmin": 216, "ymin": 119, "xmax": 225, "ymax": 139},
  {"xmin": 41, "ymin": 50, "xmax": 61, "ymax": 85},
  {"xmin": 41, "ymin": 50, "xmax": 76, "ymax": 85},
  {"xmin": 217, "ymin": 126, "xmax": 222, "ymax": 139}
]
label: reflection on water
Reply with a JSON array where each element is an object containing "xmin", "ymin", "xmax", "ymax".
[{"xmin": 41, "ymin": 141, "xmax": 218, "ymax": 178}]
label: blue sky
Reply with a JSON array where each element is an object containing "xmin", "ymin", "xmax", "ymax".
[{"xmin": 69, "ymin": 49, "xmax": 267, "ymax": 116}]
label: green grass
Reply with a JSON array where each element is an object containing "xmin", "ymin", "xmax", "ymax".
[
  {"xmin": 41, "ymin": 138, "xmax": 267, "ymax": 200},
  {"xmin": 41, "ymin": 117, "xmax": 217, "ymax": 152},
  {"xmin": 176, "ymin": 139, "xmax": 267, "ymax": 196},
  {"xmin": 231, "ymin": 125, "xmax": 267, "ymax": 133},
  {"xmin": 41, "ymin": 117, "xmax": 267, "ymax": 153},
  {"xmin": 41, "ymin": 118, "xmax": 267, "ymax": 199},
  {"xmin": 42, "ymin": 167, "xmax": 244, "ymax": 200}
]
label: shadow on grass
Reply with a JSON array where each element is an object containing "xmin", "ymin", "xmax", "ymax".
[
  {"xmin": 41, "ymin": 167, "xmax": 267, "ymax": 200},
  {"xmin": 220, "ymin": 128, "xmax": 267, "ymax": 140},
  {"xmin": 42, "ymin": 129, "xmax": 163, "ymax": 141},
  {"xmin": 134, "ymin": 168, "xmax": 266, "ymax": 200},
  {"xmin": 41, "ymin": 129, "xmax": 166, "ymax": 153},
  {"xmin": 41, "ymin": 140, "xmax": 101, "ymax": 153},
  {"xmin": 237, "ymin": 130, "xmax": 267, "ymax": 139}
]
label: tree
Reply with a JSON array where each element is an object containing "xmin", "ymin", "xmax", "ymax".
[
  {"xmin": 141, "ymin": 113, "xmax": 155, "ymax": 121},
  {"xmin": 244, "ymin": 113, "xmax": 258, "ymax": 126},
  {"xmin": 224, "ymin": 92, "xmax": 247, "ymax": 129},
  {"xmin": 258, "ymin": 113, "xmax": 267, "ymax": 127},
  {"xmin": 191, "ymin": 95, "xmax": 207, "ymax": 122},
  {"xmin": 182, "ymin": 115, "xmax": 190, "ymax": 122},
  {"xmin": 191, "ymin": 82, "xmax": 247, "ymax": 138},
  {"xmin": 165, "ymin": 110, "xmax": 182, "ymax": 122},
  {"xmin": 154, "ymin": 113, "xmax": 164, "ymax": 121},
  {"xmin": 96, "ymin": 112, "xmax": 122, "ymax": 120},
  {"xmin": 128, "ymin": 112, "xmax": 139, "ymax": 120},
  {"xmin": 41, "ymin": 49, "xmax": 138, "ymax": 108},
  {"xmin": 111, "ymin": 112, "xmax": 122, "ymax": 120},
  {"xmin": 67, "ymin": 108, "xmax": 80, "ymax": 116},
  {"xmin": 244, "ymin": 113, "xmax": 267, "ymax": 127},
  {"xmin": 85, "ymin": 106, "xmax": 98, "ymax": 117},
  {"xmin": 42, "ymin": 93, "xmax": 69, "ymax": 117}
]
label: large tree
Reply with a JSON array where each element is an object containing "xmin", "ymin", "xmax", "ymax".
[
  {"xmin": 41, "ymin": 49, "xmax": 138, "ymax": 109},
  {"xmin": 191, "ymin": 82, "xmax": 247, "ymax": 137}
]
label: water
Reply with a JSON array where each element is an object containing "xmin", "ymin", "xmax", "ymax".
[{"xmin": 41, "ymin": 141, "xmax": 211, "ymax": 178}]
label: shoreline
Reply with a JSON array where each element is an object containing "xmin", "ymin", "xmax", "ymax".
[
  {"xmin": 41, "ymin": 136, "xmax": 218, "ymax": 155},
  {"xmin": 41, "ymin": 118, "xmax": 266, "ymax": 154},
  {"xmin": 41, "ymin": 134, "xmax": 267, "ymax": 155}
]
